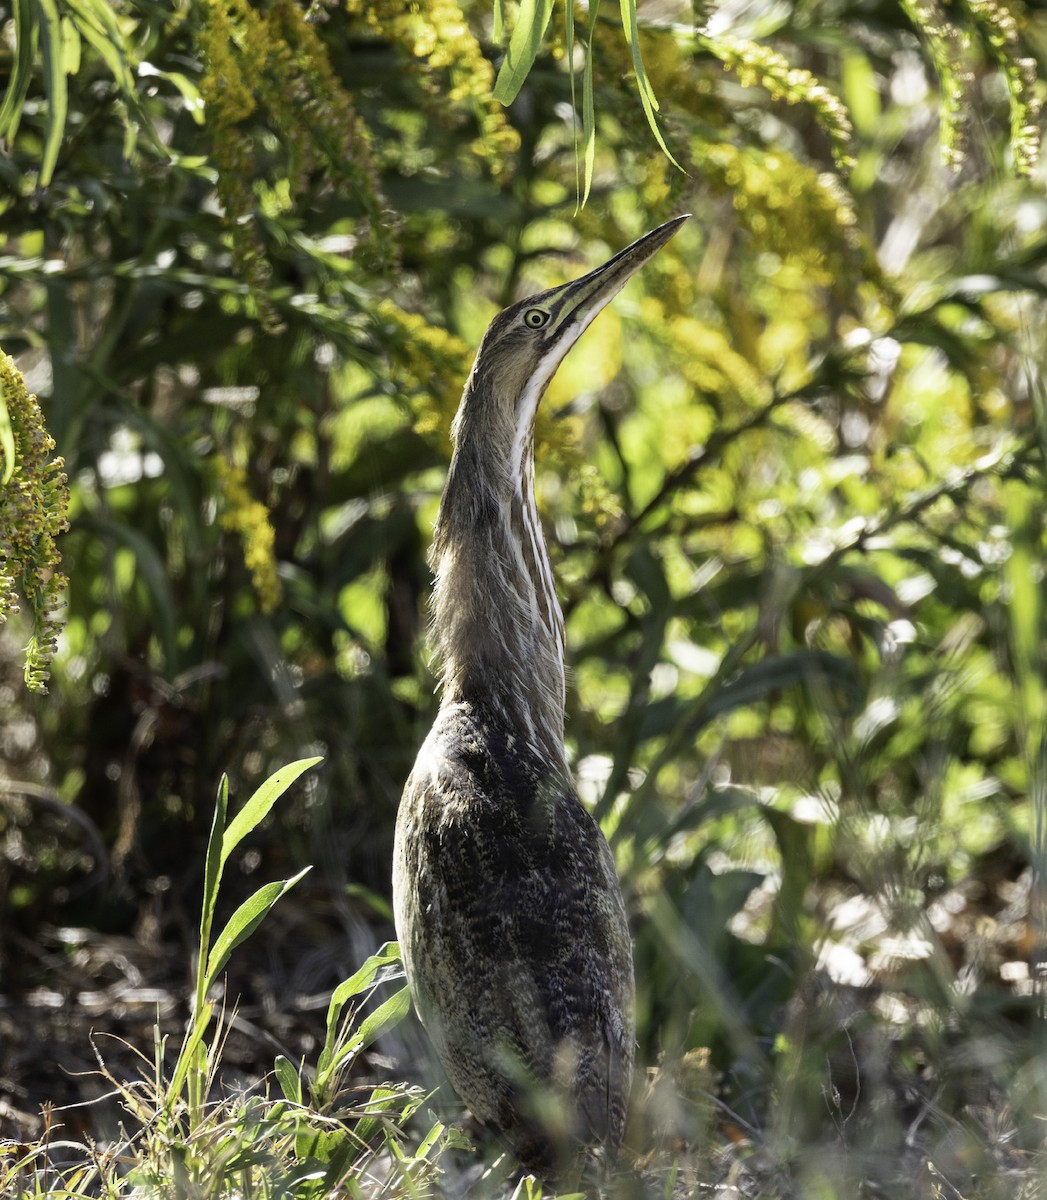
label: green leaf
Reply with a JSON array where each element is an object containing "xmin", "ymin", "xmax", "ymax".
[
  {"xmin": 221, "ymin": 758, "xmax": 322, "ymax": 868},
  {"xmin": 274, "ymin": 1055, "xmax": 303, "ymax": 1105},
  {"xmin": 62, "ymin": 0, "xmax": 137, "ymax": 92},
  {"xmin": 200, "ymin": 774, "xmax": 229, "ymax": 967},
  {"xmin": 617, "ymin": 0, "xmax": 682, "ymax": 170},
  {"xmin": 492, "ymin": 0, "xmax": 556, "ymax": 106},
  {"xmin": 294, "ymin": 1126, "xmax": 359, "ymax": 1176},
  {"xmin": 320, "ymin": 985, "xmax": 412, "ymax": 1086},
  {"xmin": 318, "ymin": 942, "xmax": 402, "ymax": 1077},
  {"xmin": 204, "ymin": 868, "xmax": 311, "ymax": 989},
  {"xmin": 0, "ymin": 373, "xmax": 16, "ymax": 487},
  {"xmin": 0, "ymin": 0, "xmax": 36, "ymax": 141},
  {"xmin": 351, "ymin": 1082, "xmax": 413, "ymax": 1146},
  {"xmin": 704, "ymin": 649, "xmax": 863, "ymax": 721},
  {"xmin": 351, "ymin": 985, "xmax": 411, "ymax": 1054},
  {"xmin": 37, "ymin": 0, "xmax": 68, "ymax": 187},
  {"xmin": 138, "ymin": 63, "xmax": 205, "ymax": 125},
  {"xmin": 60, "ymin": 16, "xmax": 81, "ymax": 75},
  {"xmin": 581, "ymin": 0, "xmax": 601, "ymax": 206},
  {"xmin": 166, "ymin": 1000, "xmax": 214, "ymax": 1107}
]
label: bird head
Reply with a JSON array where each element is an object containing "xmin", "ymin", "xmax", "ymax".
[{"xmin": 452, "ymin": 215, "xmax": 691, "ymax": 470}]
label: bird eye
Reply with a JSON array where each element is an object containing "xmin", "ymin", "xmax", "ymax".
[{"xmin": 523, "ymin": 308, "xmax": 550, "ymax": 329}]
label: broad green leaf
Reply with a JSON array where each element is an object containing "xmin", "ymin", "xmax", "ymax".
[
  {"xmin": 492, "ymin": 0, "xmax": 556, "ymax": 106},
  {"xmin": 294, "ymin": 1126, "xmax": 359, "ymax": 1176},
  {"xmin": 204, "ymin": 868, "xmax": 311, "ymax": 988},
  {"xmin": 274, "ymin": 1055, "xmax": 303, "ymax": 1105},
  {"xmin": 221, "ymin": 757, "xmax": 322, "ymax": 867}
]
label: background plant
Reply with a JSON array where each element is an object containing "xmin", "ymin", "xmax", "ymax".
[{"xmin": 1, "ymin": 0, "xmax": 1046, "ymax": 1196}]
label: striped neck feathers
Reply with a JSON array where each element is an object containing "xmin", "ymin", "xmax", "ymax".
[{"xmin": 429, "ymin": 366, "xmax": 568, "ymax": 767}]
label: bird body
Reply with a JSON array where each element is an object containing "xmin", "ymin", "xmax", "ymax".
[{"xmin": 393, "ymin": 217, "xmax": 689, "ymax": 1178}]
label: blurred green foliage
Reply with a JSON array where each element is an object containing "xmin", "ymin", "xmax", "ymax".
[{"xmin": 2, "ymin": 0, "xmax": 1047, "ymax": 1192}]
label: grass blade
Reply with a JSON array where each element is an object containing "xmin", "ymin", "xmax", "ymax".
[
  {"xmin": 221, "ymin": 757, "xmax": 322, "ymax": 868},
  {"xmin": 492, "ymin": 0, "xmax": 556, "ymax": 105}
]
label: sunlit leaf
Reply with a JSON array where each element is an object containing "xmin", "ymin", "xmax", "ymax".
[
  {"xmin": 204, "ymin": 868, "xmax": 311, "ymax": 989},
  {"xmin": 492, "ymin": 0, "xmax": 556, "ymax": 105},
  {"xmin": 221, "ymin": 758, "xmax": 322, "ymax": 868}
]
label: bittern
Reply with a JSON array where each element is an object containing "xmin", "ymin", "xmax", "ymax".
[{"xmin": 393, "ymin": 216, "xmax": 689, "ymax": 1178}]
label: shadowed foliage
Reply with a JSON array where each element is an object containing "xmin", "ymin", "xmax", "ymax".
[{"xmin": 1, "ymin": 0, "xmax": 1046, "ymax": 1195}]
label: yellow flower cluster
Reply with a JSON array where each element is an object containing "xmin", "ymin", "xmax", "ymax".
[
  {"xmin": 375, "ymin": 298, "xmax": 472, "ymax": 436},
  {"xmin": 196, "ymin": 0, "xmax": 388, "ymax": 311},
  {"xmin": 699, "ymin": 32, "xmax": 856, "ymax": 173},
  {"xmin": 967, "ymin": 0, "xmax": 1042, "ymax": 175},
  {"xmin": 347, "ymin": 0, "xmax": 520, "ymax": 174},
  {"xmin": 693, "ymin": 141, "xmax": 864, "ymax": 284},
  {"xmin": 212, "ymin": 456, "xmax": 282, "ymax": 615},
  {"xmin": 0, "ymin": 352, "xmax": 70, "ymax": 693}
]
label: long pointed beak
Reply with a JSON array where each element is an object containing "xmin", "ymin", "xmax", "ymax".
[{"xmin": 548, "ymin": 213, "xmax": 690, "ymax": 342}]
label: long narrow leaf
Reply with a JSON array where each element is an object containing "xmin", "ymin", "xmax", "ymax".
[
  {"xmin": 220, "ymin": 757, "xmax": 321, "ymax": 867},
  {"xmin": 581, "ymin": 0, "xmax": 601, "ymax": 205},
  {"xmin": 492, "ymin": 0, "xmax": 556, "ymax": 105},
  {"xmin": 199, "ymin": 774, "xmax": 229, "ymax": 983},
  {"xmin": 37, "ymin": 0, "xmax": 67, "ymax": 186},
  {"xmin": 617, "ymin": 0, "xmax": 682, "ymax": 169},
  {"xmin": 322, "ymin": 986, "xmax": 411, "ymax": 1079},
  {"xmin": 319, "ymin": 941, "xmax": 402, "ymax": 1074},
  {"xmin": 204, "ymin": 867, "xmax": 311, "ymax": 989},
  {"xmin": 62, "ymin": 0, "xmax": 137, "ymax": 91},
  {"xmin": 62, "ymin": 0, "xmax": 168, "ymax": 156},
  {"xmin": 350, "ymin": 984, "xmax": 411, "ymax": 1054},
  {"xmin": 166, "ymin": 1000, "xmax": 214, "ymax": 1107},
  {"xmin": 0, "ymin": 0, "xmax": 36, "ymax": 139},
  {"xmin": 566, "ymin": 0, "xmax": 578, "ymax": 201},
  {"xmin": 0, "ymin": 375, "xmax": 16, "ymax": 487}
]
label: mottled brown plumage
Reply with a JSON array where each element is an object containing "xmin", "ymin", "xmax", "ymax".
[{"xmin": 393, "ymin": 217, "xmax": 689, "ymax": 1180}]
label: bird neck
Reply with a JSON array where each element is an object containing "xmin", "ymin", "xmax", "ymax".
[{"xmin": 429, "ymin": 426, "xmax": 568, "ymax": 771}]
